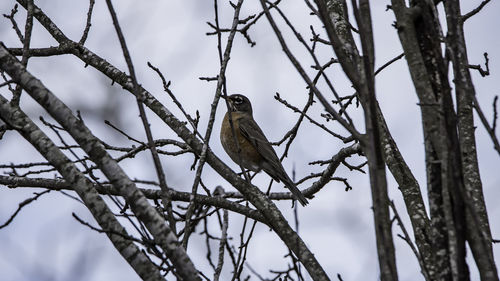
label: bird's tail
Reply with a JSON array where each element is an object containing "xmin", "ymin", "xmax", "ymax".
[{"xmin": 282, "ymin": 174, "xmax": 308, "ymax": 206}]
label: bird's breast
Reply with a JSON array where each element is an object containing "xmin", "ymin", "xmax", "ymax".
[{"xmin": 220, "ymin": 112, "xmax": 262, "ymax": 172}]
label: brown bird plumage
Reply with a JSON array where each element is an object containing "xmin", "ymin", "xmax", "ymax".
[{"xmin": 220, "ymin": 94, "xmax": 308, "ymax": 206}]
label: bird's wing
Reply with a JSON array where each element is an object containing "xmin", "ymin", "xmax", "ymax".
[
  {"xmin": 238, "ymin": 117, "xmax": 281, "ymax": 166},
  {"xmin": 239, "ymin": 117, "xmax": 309, "ymax": 206}
]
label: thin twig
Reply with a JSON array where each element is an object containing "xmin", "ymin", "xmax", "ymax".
[
  {"xmin": 205, "ymin": 0, "xmax": 283, "ymax": 47},
  {"xmin": 3, "ymin": 4, "xmax": 24, "ymax": 42},
  {"xmin": 472, "ymin": 94, "xmax": 500, "ymax": 156},
  {"xmin": 11, "ymin": 0, "xmax": 34, "ymax": 106},
  {"xmin": 268, "ymin": 0, "xmax": 355, "ymax": 127},
  {"xmin": 274, "ymin": 93, "xmax": 347, "ymax": 141},
  {"xmin": 72, "ymin": 212, "xmax": 145, "ymax": 244},
  {"xmin": 233, "ymin": 218, "xmax": 258, "ymax": 281},
  {"xmin": 493, "ymin": 95, "xmax": 498, "ymax": 132},
  {"xmin": 147, "ymin": 62, "xmax": 204, "ymax": 140},
  {"xmin": 259, "ymin": 0, "xmax": 361, "ymax": 140},
  {"xmin": 213, "ymin": 208, "xmax": 229, "ymax": 281},
  {"xmin": 374, "ymin": 53, "xmax": 404, "ymax": 76},
  {"xmin": 389, "ymin": 201, "xmax": 431, "ymax": 280},
  {"xmin": 104, "ymin": 120, "xmax": 144, "ymax": 144},
  {"xmin": 182, "ymin": 0, "xmax": 245, "ymax": 249},
  {"xmin": 276, "ymin": 92, "xmax": 315, "ymax": 163},
  {"xmin": 79, "ymin": 0, "xmax": 95, "ymax": 45},
  {"xmin": 0, "ymin": 190, "xmax": 50, "ymax": 229},
  {"xmin": 462, "ymin": 0, "xmax": 491, "ymax": 22},
  {"xmin": 105, "ymin": 0, "xmax": 177, "ymax": 238},
  {"xmin": 468, "ymin": 52, "xmax": 490, "ymax": 77}
]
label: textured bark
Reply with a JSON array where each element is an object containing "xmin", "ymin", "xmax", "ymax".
[
  {"xmin": 315, "ymin": 1, "xmax": 398, "ymax": 280},
  {"xmin": 0, "ymin": 45, "xmax": 202, "ymax": 281},
  {"xmin": 0, "ymin": 96, "xmax": 165, "ymax": 281},
  {"xmin": 390, "ymin": 4, "xmax": 453, "ymax": 279},
  {"xmin": 375, "ymin": 102, "xmax": 435, "ymax": 279},
  {"xmin": 391, "ymin": 1, "xmax": 472, "ymax": 280},
  {"xmin": 320, "ymin": 2, "xmax": 435, "ymax": 275},
  {"xmin": 443, "ymin": 1, "xmax": 498, "ymax": 279}
]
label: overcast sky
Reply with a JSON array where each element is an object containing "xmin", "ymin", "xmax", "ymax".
[{"xmin": 0, "ymin": 1, "xmax": 499, "ymax": 280}]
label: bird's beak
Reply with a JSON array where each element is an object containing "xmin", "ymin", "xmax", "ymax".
[{"xmin": 222, "ymin": 95, "xmax": 235, "ymax": 111}]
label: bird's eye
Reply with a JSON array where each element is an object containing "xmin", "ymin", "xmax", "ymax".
[{"xmin": 234, "ymin": 97, "xmax": 243, "ymax": 104}]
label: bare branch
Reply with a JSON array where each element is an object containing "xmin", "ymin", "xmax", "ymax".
[
  {"xmin": 374, "ymin": 53, "xmax": 404, "ymax": 76},
  {"xmin": 3, "ymin": 4, "xmax": 24, "ymax": 42},
  {"xmin": 0, "ymin": 190, "xmax": 50, "ymax": 229},
  {"xmin": 182, "ymin": 0, "xmax": 245, "ymax": 249},
  {"xmin": 213, "ymin": 208, "xmax": 229, "ymax": 281},
  {"xmin": 390, "ymin": 201, "xmax": 431, "ymax": 280},
  {"xmin": 468, "ymin": 52, "xmax": 490, "ymax": 77},
  {"xmin": 0, "ymin": 43, "xmax": 200, "ymax": 281},
  {"xmin": 472, "ymin": 94, "xmax": 500, "ymax": 156},
  {"xmin": 105, "ymin": 0, "xmax": 178, "ymax": 235},
  {"xmin": 462, "ymin": 0, "xmax": 491, "ymax": 22},
  {"xmin": 274, "ymin": 93, "xmax": 347, "ymax": 141},
  {"xmin": 11, "ymin": 0, "xmax": 34, "ymax": 106},
  {"xmin": 0, "ymin": 93, "xmax": 165, "ymax": 280},
  {"xmin": 79, "ymin": 0, "xmax": 95, "ymax": 45}
]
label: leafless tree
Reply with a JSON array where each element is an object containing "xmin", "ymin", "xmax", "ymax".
[{"xmin": 0, "ymin": 0, "xmax": 498, "ymax": 280}]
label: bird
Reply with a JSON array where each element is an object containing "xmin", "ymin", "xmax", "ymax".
[{"xmin": 220, "ymin": 94, "xmax": 308, "ymax": 206}]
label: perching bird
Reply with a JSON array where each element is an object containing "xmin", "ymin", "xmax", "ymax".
[{"xmin": 220, "ymin": 94, "xmax": 308, "ymax": 206}]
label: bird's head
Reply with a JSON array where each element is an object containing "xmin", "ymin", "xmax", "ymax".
[{"xmin": 224, "ymin": 94, "xmax": 253, "ymax": 115}]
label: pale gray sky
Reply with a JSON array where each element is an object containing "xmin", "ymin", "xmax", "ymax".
[{"xmin": 0, "ymin": 1, "xmax": 499, "ymax": 280}]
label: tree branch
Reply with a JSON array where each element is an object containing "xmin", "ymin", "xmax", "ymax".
[
  {"xmin": 0, "ymin": 43, "xmax": 201, "ymax": 281},
  {"xmin": 0, "ymin": 92, "xmax": 165, "ymax": 281}
]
